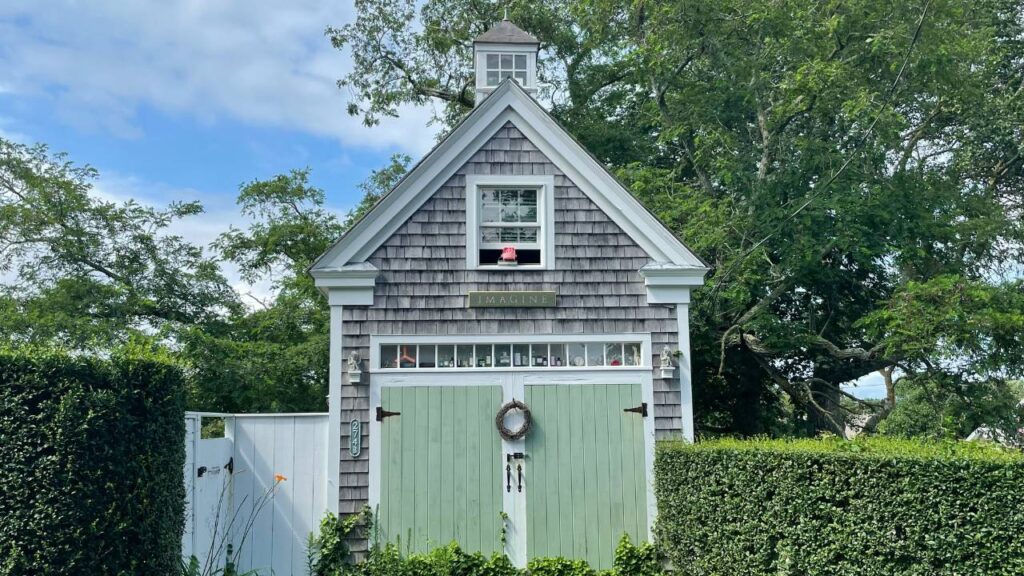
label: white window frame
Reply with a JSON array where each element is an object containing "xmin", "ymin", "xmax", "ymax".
[
  {"xmin": 372, "ymin": 334, "xmax": 649, "ymax": 372},
  {"xmin": 482, "ymin": 52, "xmax": 529, "ymax": 87},
  {"xmin": 474, "ymin": 44, "xmax": 537, "ymax": 92},
  {"xmin": 466, "ymin": 174, "xmax": 555, "ymax": 270}
]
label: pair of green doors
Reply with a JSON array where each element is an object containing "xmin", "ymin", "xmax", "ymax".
[{"xmin": 377, "ymin": 383, "xmax": 648, "ymax": 569}]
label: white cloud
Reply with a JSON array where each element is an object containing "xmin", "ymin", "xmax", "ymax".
[{"xmin": 0, "ymin": 0, "xmax": 438, "ymax": 154}]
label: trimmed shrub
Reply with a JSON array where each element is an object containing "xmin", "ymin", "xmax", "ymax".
[
  {"xmin": 656, "ymin": 437, "xmax": 1024, "ymax": 576},
  {"xmin": 0, "ymin": 349, "xmax": 186, "ymax": 575}
]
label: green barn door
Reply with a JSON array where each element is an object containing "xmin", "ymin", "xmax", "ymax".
[
  {"xmin": 525, "ymin": 384, "xmax": 648, "ymax": 570},
  {"xmin": 379, "ymin": 386, "xmax": 504, "ymax": 554}
]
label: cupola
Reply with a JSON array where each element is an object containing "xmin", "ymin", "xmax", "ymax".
[{"xmin": 473, "ymin": 18, "xmax": 540, "ymax": 105}]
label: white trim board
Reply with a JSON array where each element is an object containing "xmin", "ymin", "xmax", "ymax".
[{"xmin": 310, "ymin": 79, "xmax": 707, "ymax": 275}]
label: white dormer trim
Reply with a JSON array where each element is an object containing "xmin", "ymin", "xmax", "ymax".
[{"xmin": 310, "ymin": 80, "xmax": 708, "ymax": 278}]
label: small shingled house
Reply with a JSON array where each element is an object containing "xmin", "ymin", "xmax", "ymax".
[{"xmin": 309, "ymin": 18, "xmax": 707, "ymax": 569}]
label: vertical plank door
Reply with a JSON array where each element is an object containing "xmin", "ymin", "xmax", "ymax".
[
  {"xmin": 525, "ymin": 384, "xmax": 647, "ymax": 570},
  {"xmin": 379, "ymin": 386, "xmax": 504, "ymax": 555}
]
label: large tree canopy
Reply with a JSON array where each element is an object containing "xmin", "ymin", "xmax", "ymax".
[
  {"xmin": 0, "ymin": 138, "xmax": 239, "ymax": 348},
  {"xmin": 329, "ymin": 0, "xmax": 1024, "ymax": 434},
  {"xmin": 0, "ymin": 135, "xmax": 408, "ymax": 412}
]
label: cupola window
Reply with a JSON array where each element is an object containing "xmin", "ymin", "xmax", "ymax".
[{"xmin": 485, "ymin": 53, "xmax": 528, "ymax": 87}]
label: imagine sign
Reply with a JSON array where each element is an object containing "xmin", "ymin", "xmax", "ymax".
[{"xmin": 467, "ymin": 291, "xmax": 557, "ymax": 308}]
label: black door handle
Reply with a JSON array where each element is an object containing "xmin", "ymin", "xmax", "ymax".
[
  {"xmin": 506, "ymin": 462, "xmax": 512, "ymax": 493},
  {"xmin": 517, "ymin": 463, "xmax": 523, "ymax": 493}
]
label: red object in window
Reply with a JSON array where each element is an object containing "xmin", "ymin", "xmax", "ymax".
[{"xmin": 500, "ymin": 246, "xmax": 517, "ymax": 262}]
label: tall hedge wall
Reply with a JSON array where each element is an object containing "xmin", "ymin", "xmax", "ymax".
[
  {"xmin": 0, "ymin": 350, "xmax": 186, "ymax": 575},
  {"xmin": 655, "ymin": 438, "xmax": 1024, "ymax": 576}
]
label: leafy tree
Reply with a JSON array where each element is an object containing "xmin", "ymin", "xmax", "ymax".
[
  {"xmin": 879, "ymin": 378, "xmax": 1024, "ymax": 441},
  {"xmin": 329, "ymin": 0, "xmax": 1024, "ymax": 434},
  {"xmin": 0, "ymin": 137, "xmax": 239, "ymax": 348},
  {"xmin": 187, "ymin": 156, "xmax": 410, "ymax": 412},
  {"xmin": 0, "ymin": 135, "xmax": 410, "ymax": 413}
]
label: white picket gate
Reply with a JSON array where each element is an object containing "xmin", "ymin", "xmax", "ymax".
[{"xmin": 183, "ymin": 412, "xmax": 330, "ymax": 576}]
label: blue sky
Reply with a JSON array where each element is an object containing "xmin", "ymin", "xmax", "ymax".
[{"xmin": 0, "ymin": 0, "xmax": 440, "ymax": 293}]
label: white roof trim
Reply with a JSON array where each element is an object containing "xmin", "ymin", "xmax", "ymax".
[{"xmin": 310, "ymin": 80, "xmax": 707, "ymax": 272}]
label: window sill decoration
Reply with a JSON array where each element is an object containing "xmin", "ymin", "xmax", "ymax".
[
  {"xmin": 378, "ymin": 341, "xmax": 644, "ymax": 371},
  {"xmin": 496, "ymin": 246, "xmax": 518, "ymax": 266}
]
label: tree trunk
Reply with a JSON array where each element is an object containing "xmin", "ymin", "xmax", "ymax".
[{"xmin": 808, "ymin": 364, "xmax": 844, "ymax": 435}]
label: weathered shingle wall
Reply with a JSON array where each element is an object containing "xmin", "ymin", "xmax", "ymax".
[{"xmin": 337, "ymin": 121, "xmax": 683, "ymax": 533}]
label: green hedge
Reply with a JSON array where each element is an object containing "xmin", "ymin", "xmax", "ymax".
[
  {"xmin": 0, "ymin": 350, "xmax": 186, "ymax": 575},
  {"xmin": 655, "ymin": 438, "xmax": 1024, "ymax": 576}
]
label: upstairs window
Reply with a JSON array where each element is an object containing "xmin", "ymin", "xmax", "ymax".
[
  {"xmin": 466, "ymin": 175, "xmax": 554, "ymax": 269},
  {"xmin": 479, "ymin": 187, "xmax": 541, "ymax": 265},
  {"xmin": 485, "ymin": 53, "xmax": 528, "ymax": 87}
]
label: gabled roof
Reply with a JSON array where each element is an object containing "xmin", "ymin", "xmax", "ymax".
[
  {"xmin": 473, "ymin": 19, "xmax": 540, "ymax": 45},
  {"xmin": 310, "ymin": 79, "xmax": 707, "ymax": 275}
]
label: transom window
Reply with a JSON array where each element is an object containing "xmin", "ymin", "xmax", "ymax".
[
  {"xmin": 484, "ymin": 53, "xmax": 528, "ymax": 86},
  {"xmin": 479, "ymin": 187, "xmax": 540, "ymax": 265},
  {"xmin": 379, "ymin": 341, "xmax": 644, "ymax": 370}
]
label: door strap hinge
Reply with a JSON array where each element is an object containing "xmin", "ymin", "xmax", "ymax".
[
  {"xmin": 376, "ymin": 406, "xmax": 401, "ymax": 421},
  {"xmin": 624, "ymin": 403, "xmax": 648, "ymax": 417}
]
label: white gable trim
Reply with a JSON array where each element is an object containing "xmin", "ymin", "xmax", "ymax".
[{"xmin": 311, "ymin": 80, "xmax": 707, "ymax": 274}]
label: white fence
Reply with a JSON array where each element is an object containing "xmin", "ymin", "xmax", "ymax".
[{"xmin": 184, "ymin": 412, "xmax": 330, "ymax": 576}]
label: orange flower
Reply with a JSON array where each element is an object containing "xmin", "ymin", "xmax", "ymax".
[{"xmin": 274, "ymin": 473, "xmax": 287, "ymax": 482}]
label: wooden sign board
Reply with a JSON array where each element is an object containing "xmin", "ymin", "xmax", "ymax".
[{"xmin": 468, "ymin": 290, "xmax": 556, "ymax": 308}]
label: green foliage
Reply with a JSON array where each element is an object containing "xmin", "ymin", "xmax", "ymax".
[
  {"xmin": 310, "ymin": 509, "xmax": 658, "ymax": 576},
  {"xmin": 655, "ymin": 438, "xmax": 1024, "ymax": 575},
  {"xmin": 186, "ymin": 155, "xmax": 410, "ymax": 413},
  {"xmin": 345, "ymin": 538, "xmax": 657, "ymax": 576},
  {"xmin": 524, "ymin": 557, "xmax": 593, "ymax": 576},
  {"xmin": 0, "ymin": 136, "xmax": 240, "ymax": 349},
  {"xmin": 0, "ymin": 135, "xmax": 410, "ymax": 415},
  {"xmin": 0, "ymin": 348, "xmax": 186, "ymax": 575},
  {"xmin": 310, "ymin": 510, "xmax": 366, "ymax": 576},
  {"xmin": 879, "ymin": 378, "xmax": 1024, "ymax": 441}
]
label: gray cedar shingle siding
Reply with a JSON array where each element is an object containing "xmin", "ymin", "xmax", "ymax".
[{"xmin": 337, "ymin": 121, "xmax": 683, "ymax": 525}]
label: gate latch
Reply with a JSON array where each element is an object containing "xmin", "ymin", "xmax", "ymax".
[
  {"xmin": 376, "ymin": 406, "xmax": 401, "ymax": 421},
  {"xmin": 624, "ymin": 403, "xmax": 648, "ymax": 417}
]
